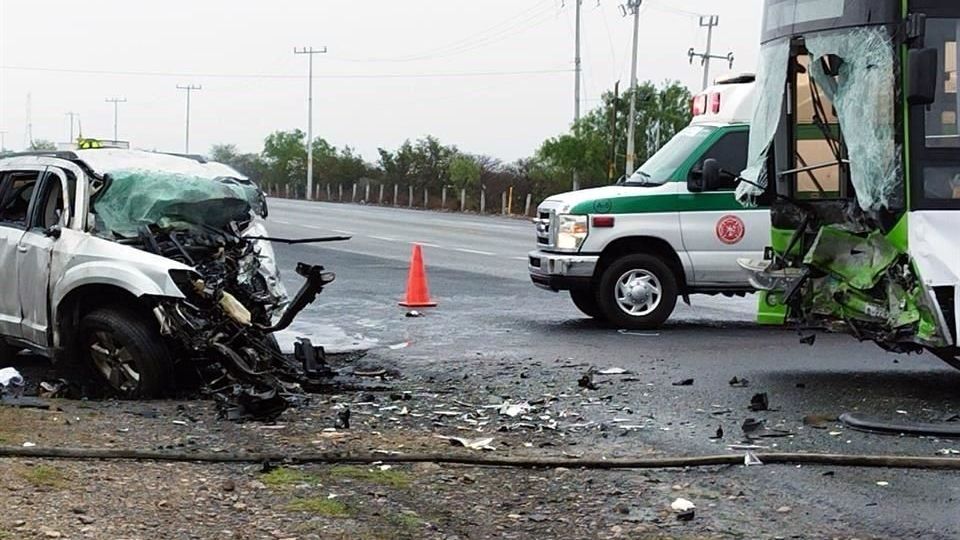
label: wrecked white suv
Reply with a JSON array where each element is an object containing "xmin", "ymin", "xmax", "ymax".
[{"xmin": 0, "ymin": 149, "xmax": 334, "ymax": 419}]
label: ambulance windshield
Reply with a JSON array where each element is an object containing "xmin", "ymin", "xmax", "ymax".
[{"xmin": 627, "ymin": 125, "xmax": 716, "ymax": 186}]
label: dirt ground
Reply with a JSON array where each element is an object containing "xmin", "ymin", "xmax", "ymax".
[{"xmin": 0, "ymin": 354, "xmax": 919, "ymax": 539}]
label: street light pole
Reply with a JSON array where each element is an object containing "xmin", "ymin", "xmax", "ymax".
[
  {"xmin": 105, "ymin": 97, "xmax": 127, "ymax": 141},
  {"xmin": 176, "ymin": 84, "xmax": 202, "ymax": 153},
  {"xmin": 622, "ymin": 0, "xmax": 642, "ymax": 177},
  {"xmin": 294, "ymin": 46, "xmax": 328, "ymax": 201},
  {"xmin": 65, "ymin": 112, "xmax": 79, "ymax": 144}
]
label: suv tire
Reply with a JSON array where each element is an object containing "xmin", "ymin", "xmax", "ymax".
[
  {"xmin": 80, "ymin": 307, "xmax": 172, "ymax": 398},
  {"xmin": 597, "ymin": 254, "xmax": 678, "ymax": 329},
  {"xmin": 570, "ymin": 289, "xmax": 605, "ymax": 320}
]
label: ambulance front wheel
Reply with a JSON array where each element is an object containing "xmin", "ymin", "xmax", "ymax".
[
  {"xmin": 570, "ymin": 289, "xmax": 605, "ymax": 320},
  {"xmin": 597, "ymin": 254, "xmax": 678, "ymax": 330}
]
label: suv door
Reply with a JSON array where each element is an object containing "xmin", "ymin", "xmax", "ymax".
[
  {"xmin": 678, "ymin": 128, "xmax": 770, "ymax": 286},
  {"xmin": 17, "ymin": 167, "xmax": 72, "ymax": 345},
  {"xmin": 0, "ymin": 168, "xmax": 43, "ymax": 339}
]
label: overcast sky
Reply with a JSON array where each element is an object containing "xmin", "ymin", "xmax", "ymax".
[{"xmin": 0, "ymin": 0, "xmax": 763, "ymax": 162}]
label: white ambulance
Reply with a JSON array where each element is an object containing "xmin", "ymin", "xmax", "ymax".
[{"xmin": 528, "ymin": 74, "xmax": 768, "ymax": 329}]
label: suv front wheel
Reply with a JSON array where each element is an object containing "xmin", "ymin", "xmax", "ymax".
[
  {"xmin": 80, "ymin": 307, "xmax": 172, "ymax": 398},
  {"xmin": 597, "ymin": 254, "xmax": 678, "ymax": 329}
]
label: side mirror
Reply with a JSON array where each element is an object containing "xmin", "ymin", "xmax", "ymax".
[
  {"xmin": 702, "ymin": 158, "xmax": 722, "ymax": 191},
  {"xmin": 908, "ymin": 48, "xmax": 938, "ymax": 106},
  {"xmin": 687, "ymin": 170, "xmax": 705, "ymax": 193}
]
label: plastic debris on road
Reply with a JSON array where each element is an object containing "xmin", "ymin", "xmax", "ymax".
[
  {"xmin": 670, "ymin": 498, "xmax": 696, "ymax": 521},
  {"xmin": 435, "ymin": 435, "xmax": 496, "ymax": 450},
  {"xmin": 744, "ymin": 451, "xmax": 763, "ymax": 466},
  {"xmin": 0, "ymin": 367, "xmax": 24, "ymax": 389},
  {"xmin": 597, "ymin": 367, "xmax": 629, "ymax": 375}
]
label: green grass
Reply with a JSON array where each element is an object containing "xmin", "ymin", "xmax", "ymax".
[
  {"xmin": 389, "ymin": 513, "xmax": 424, "ymax": 529},
  {"xmin": 18, "ymin": 465, "xmax": 68, "ymax": 488},
  {"xmin": 329, "ymin": 466, "xmax": 411, "ymax": 488},
  {"xmin": 260, "ymin": 467, "xmax": 320, "ymax": 488},
  {"xmin": 288, "ymin": 497, "xmax": 351, "ymax": 517}
]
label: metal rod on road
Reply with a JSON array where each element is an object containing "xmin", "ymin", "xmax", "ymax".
[
  {"xmin": 176, "ymin": 84, "xmax": 202, "ymax": 153},
  {"xmin": 623, "ymin": 0, "xmax": 641, "ymax": 177},
  {"xmin": 294, "ymin": 46, "xmax": 328, "ymax": 201}
]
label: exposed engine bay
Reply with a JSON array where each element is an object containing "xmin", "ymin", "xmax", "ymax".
[{"xmin": 93, "ymin": 169, "xmax": 340, "ymax": 421}]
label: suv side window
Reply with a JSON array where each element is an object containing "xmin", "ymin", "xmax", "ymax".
[
  {"xmin": 695, "ymin": 130, "xmax": 749, "ymax": 191},
  {"xmin": 30, "ymin": 169, "xmax": 73, "ymax": 230},
  {"xmin": 0, "ymin": 171, "xmax": 41, "ymax": 228}
]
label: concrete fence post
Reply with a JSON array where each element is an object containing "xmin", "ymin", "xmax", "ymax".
[
  {"xmin": 394, "ymin": 184, "xmax": 399, "ymax": 206},
  {"xmin": 379, "ymin": 184, "xmax": 385, "ymax": 205},
  {"xmin": 525, "ymin": 194, "xmax": 532, "ymax": 216},
  {"xmin": 460, "ymin": 188, "xmax": 466, "ymax": 212},
  {"xmin": 285, "ymin": 184, "xmax": 290, "ymax": 199},
  {"xmin": 501, "ymin": 192, "xmax": 507, "ymax": 215},
  {"xmin": 351, "ymin": 183, "xmax": 357, "ymax": 202},
  {"xmin": 408, "ymin": 186, "xmax": 414, "ymax": 208},
  {"xmin": 325, "ymin": 184, "xmax": 331, "ymax": 201},
  {"xmin": 480, "ymin": 189, "xmax": 486, "ymax": 214},
  {"xmin": 423, "ymin": 188, "xmax": 429, "ymax": 209},
  {"xmin": 441, "ymin": 187, "xmax": 447, "ymax": 210},
  {"xmin": 364, "ymin": 183, "xmax": 370, "ymax": 203},
  {"xmin": 338, "ymin": 184, "xmax": 343, "ymax": 202}
]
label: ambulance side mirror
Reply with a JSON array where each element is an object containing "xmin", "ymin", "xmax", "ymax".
[
  {"xmin": 701, "ymin": 158, "xmax": 722, "ymax": 191},
  {"xmin": 908, "ymin": 48, "xmax": 938, "ymax": 106}
]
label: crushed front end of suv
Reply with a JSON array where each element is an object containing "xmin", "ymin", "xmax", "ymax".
[{"xmin": 0, "ymin": 149, "xmax": 335, "ymax": 420}]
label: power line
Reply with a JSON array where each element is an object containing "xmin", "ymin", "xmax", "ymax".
[
  {"xmin": 340, "ymin": 0, "xmax": 556, "ymax": 63},
  {"xmin": 0, "ymin": 65, "xmax": 571, "ymax": 80}
]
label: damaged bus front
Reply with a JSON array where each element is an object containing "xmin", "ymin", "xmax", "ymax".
[{"xmin": 733, "ymin": 0, "xmax": 960, "ymax": 367}]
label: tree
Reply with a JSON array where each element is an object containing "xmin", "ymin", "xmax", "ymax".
[
  {"xmin": 29, "ymin": 139, "xmax": 57, "ymax": 151},
  {"xmin": 261, "ymin": 130, "xmax": 307, "ymax": 192},
  {"xmin": 535, "ymin": 80, "xmax": 692, "ymax": 189},
  {"xmin": 449, "ymin": 154, "xmax": 481, "ymax": 191}
]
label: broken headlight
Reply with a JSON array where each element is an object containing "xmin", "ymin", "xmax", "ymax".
[{"xmin": 556, "ymin": 214, "xmax": 588, "ymax": 252}]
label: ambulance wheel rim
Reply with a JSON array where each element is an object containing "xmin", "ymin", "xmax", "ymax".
[{"xmin": 615, "ymin": 269, "xmax": 662, "ymax": 317}]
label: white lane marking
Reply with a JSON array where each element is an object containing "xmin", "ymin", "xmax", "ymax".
[
  {"xmin": 511, "ymin": 256, "xmax": 529, "ymax": 261},
  {"xmin": 332, "ymin": 229, "xmax": 356, "ymax": 235},
  {"xmin": 368, "ymin": 235, "xmax": 398, "ymax": 242},
  {"xmin": 271, "ymin": 219, "xmax": 293, "ymax": 225},
  {"xmin": 411, "ymin": 241, "xmax": 441, "ymax": 248},
  {"xmin": 454, "ymin": 248, "xmax": 495, "ymax": 256}
]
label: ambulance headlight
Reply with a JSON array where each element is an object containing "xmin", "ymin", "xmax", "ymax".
[{"xmin": 556, "ymin": 214, "xmax": 588, "ymax": 251}]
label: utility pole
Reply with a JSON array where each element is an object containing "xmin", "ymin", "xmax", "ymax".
[
  {"xmin": 0, "ymin": 130, "xmax": 7, "ymax": 153},
  {"xmin": 105, "ymin": 97, "xmax": 127, "ymax": 141},
  {"xmin": 622, "ymin": 0, "xmax": 641, "ymax": 177},
  {"xmin": 572, "ymin": 0, "xmax": 582, "ymax": 191},
  {"xmin": 294, "ymin": 46, "xmax": 328, "ymax": 201},
  {"xmin": 687, "ymin": 16, "xmax": 734, "ymax": 90},
  {"xmin": 176, "ymin": 84, "xmax": 202, "ymax": 153},
  {"xmin": 608, "ymin": 81, "xmax": 619, "ymax": 182},
  {"xmin": 65, "ymin": 112, "xmax": 79, "ymax": 143}
]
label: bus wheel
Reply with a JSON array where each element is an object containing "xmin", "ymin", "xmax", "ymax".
[{"xmin": 597, "ymin": 254, "xmax": 677, "ymax": 330}]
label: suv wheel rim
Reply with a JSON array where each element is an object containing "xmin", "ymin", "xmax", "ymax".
[
  {"xmin": 88, "ymin": 331, "xmax": 140, "ymax": 393},
  {"xmin": 615, "ymin": 269, "xmax": 662, "ymax": 317}
]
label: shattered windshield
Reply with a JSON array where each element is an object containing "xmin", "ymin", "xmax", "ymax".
[
  {"xmin": 737, "ymin": 27, "xmax": 901, "ymax": 212},
  {"xmin": 805, "ymin": 27, "xmax": 900, "ymax": 211},
  {"xmin": 736, "ymin": 39, "xmax": 790, "ymax": 205},
  {"xmin": 92, "ymin": 169, "xmax": 254, "ymax": 237},
  {"xmin": 627, "ymin": 125, "xmax": 715, "ymax": 185}
]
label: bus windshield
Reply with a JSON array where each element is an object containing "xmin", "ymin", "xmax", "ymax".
[{"xmin": 625, "ymin": 125, "xmax": 716, "ymax": 186}]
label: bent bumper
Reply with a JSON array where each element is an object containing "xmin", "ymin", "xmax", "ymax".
[{"xmin": 528, "ymin": 250, "xmax": 598, "ymax": 291}]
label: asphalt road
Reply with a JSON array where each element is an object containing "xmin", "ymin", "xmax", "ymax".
[{"xmin": 266, "ymin": 198, "xmax": 960, "ymax": 538}]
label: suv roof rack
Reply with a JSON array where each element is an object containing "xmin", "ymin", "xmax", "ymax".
[{"xmin": 2, "ymin": 150, "xmax": 80, "ymax": 160}]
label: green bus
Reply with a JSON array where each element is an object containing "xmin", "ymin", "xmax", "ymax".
[{"xmin": 715, "ymin": 0, "xmax": 960, "ymax": 368}]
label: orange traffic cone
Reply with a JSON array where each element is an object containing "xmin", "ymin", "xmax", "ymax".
[{"xmin": 399, "ymin": 244, "xmax": 437, "ymax": 308}]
